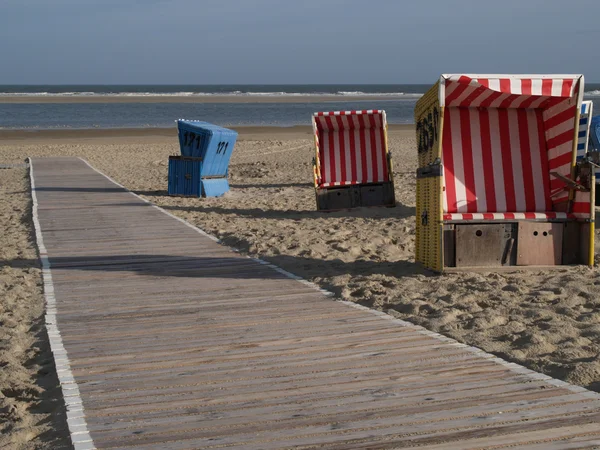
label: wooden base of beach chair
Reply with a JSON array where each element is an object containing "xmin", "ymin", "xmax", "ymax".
[
  {"xmin": 315, "ymin": 182, "xmax": 395, "ymax": 211},
  {"xmin": 443, "ymin": 221, "xmax": 590, "ymax": 269}
]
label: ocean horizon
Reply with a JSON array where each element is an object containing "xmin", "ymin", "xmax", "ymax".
[{"xmin": 1, "ymin": 84, "xmax": 600, "ymax": 130}]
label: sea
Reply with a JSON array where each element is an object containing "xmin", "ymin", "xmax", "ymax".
[{"xmin": 1, "ymin": 84, "xmax": 600, "ymax": 130}]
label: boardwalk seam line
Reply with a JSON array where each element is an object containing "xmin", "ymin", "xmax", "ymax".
[
  {"xmin": 77, "ymin": 157, "xmax": 600, "ymax": 399},
  {"xmin": 28, "ymin": 158, "xmax": 96, "ymax": 450}
]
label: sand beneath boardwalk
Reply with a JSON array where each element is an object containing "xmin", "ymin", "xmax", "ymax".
[{"xmin": 0, "ymin": 125, "xmax": 599, "ymax": 446}]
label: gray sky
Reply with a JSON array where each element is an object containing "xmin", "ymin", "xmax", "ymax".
[{"xmin": 1, "ymin": 0, "xmax": 599, "ymax": 84}]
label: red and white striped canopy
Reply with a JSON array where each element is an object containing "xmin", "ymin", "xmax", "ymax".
[
  {"xmin": 440, "ymin": 74, "xmax": 583, "ymax": 109},
  {"xmin": 312, "ymin": 110, "xmax": 390, "ymax": 187},
  {"xmin": 438, "ymin": 74, "xmax": 588, "ymax": 220}
]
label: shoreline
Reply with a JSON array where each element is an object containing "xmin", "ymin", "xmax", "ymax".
[
  {"xmin": 0, "ymin": 94, "xmax": 412, "ymax": 104},
  {"xmin": 0, "ymin": 124, "xmax": 415, "ymax": 144}
]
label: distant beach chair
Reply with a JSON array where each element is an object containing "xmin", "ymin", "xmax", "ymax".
[
  {"xmin": 415, "ymin": 74, "xmax": 595, "ymax": 271},
  {"xmin": 584, "ymin": 111, "xmax": 600, "ymax": 205},
  {"xmin": 168, "ymin": 120, "xmax": 237, "ymax": 197},
  {"xmin": 311, "ymin": 110, "xmax": 395, "ymax": 210}
]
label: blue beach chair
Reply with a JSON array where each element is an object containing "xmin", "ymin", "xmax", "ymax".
[{"xmin": 168, "ymin": 120, "xmax": 238, "ymax": 197}]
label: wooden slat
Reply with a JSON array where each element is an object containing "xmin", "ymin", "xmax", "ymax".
[{"xmin": 32, "ymin": 157, "xmax": 600, "ymax": 449}]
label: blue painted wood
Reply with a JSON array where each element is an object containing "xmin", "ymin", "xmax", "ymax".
[{"xmin": 171, "ymin": 120, "xmax": 238, "ymax": 197}]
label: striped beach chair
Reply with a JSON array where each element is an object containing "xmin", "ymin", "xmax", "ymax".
[
  {"xmin": 577, "ymin": 101, "xmax": 593, "ymax": 162},
  {"xmin": 312, "ymin": 110, "xmax": 395, "ymax": 210},
  {"xmin": 415, "ymin": 74, "xmax": 595, "ymax": 271}
]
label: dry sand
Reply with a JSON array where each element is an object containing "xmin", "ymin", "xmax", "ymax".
[
  {"xmin": 0, "ymin": 166, "xmax": 71, "ymax": 449},
  {"xmin": 1, "ymin": 125, "xmax": 599, "ymax": 445}
]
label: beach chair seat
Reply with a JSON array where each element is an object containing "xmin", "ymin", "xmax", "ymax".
[
  {"xmin": 415, "ymin": 74, "xmax": 595, "ymax": 271},
  {"xmin": 312, "ymin": 110, "xmax": 395, "ymax": 210}
]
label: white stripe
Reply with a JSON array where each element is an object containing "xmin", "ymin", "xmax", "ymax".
[
  {"xmin": 450, "ymin": 109, "xmax": 467, "ymax": 213},
  {"xmin": 321, "ymin": 132, "xmax": 332, "ymax": 184},
  {"xmin": 341, "ymin": 115, "xmax": 353, "ymax": 182},
  {"xmin": 531, "ymin": 79, "xmax": 543, "ymax": 96},
  {"xmin": 508, "ymin": 110, "xmax": 526, "ymax": 211},
  {"xmin": 487, "ymin": 78, "xmax": 501, "ymax": 92},
  {"xmin": 510, "ymin": 78, "xmax": 522, "ymax": 95},
  {"xmin": 513, "ymin": 212, "xmax": 526, "ymax": 219},
  {"xmin": 527, "ymin": 110, "xmax": 547, "ymax": 211},
  {"xmin": 469, "ymin": 109, "xmax": 486, "ymax": 212},
  {"xmin": 551, "ymin": 79, "xmax": 563, "ymax": 97},
  {"xmin": 547, "ymin": 114, "xmax": 576, "ymax": 138},
  {"xmin": 488, "ymin": 109, "xmax": 507, "ymax": 212}
]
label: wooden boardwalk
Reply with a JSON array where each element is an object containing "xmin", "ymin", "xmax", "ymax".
[{"xmin": 30, "ymin": 157, "xmax": 600, "ymax": 450}]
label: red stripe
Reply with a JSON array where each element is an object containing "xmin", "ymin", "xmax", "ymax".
[
  {"xmin": 349, "ymin": 123, "xmax": 358, "ymax": 182},
  {"xmin": 523, "ymin": 212, "xmax": 536, "ymax": 219},
  {"xmin": 504, "ymin": 212, "xmax": 515, "ymax": 219},
  {"xmin": 550, "ymin": 178, "xmax": 567, "ymax": 191},
  {"xmin": 546, "ymin": 130, "xmax": 574, "ymax": 151},
  {"xmin": 544, "ymin": 105, "xmax": 576, "ymax": 130},
  {"xmin": 324, "ymin": 116, "xmax": 336, "ymax": 183},
  {"xmin": 517, "ymin": 109, "xmax": 536, "ymax": 211},
  {"xmin": 318, "ymin": 131, "xmax": 326, "ymax": 184},
  {"xmin": 536, "ymin": 111, "xmax": 552, "ymax": 211},
  {"xmin": 442, "ymin": 108, "xmax": 456, "ymax": 213},
  {"xmin": 443, "ymin": 214, "xmax": 451, "ymax": 220},
  {"xmin": 462, "ymin": 213, "xmax": 474, "ymax": 220},
  {"xmin": 499, "ymin": 94, "xmax": 520, "ymax": 108},
  {"xmin": 518, "ymin": 95, "xmax": 539, "ymax": 109},
  {"xmin": 477, "ymin": 79, "xmax": 489, "ymax": 88},
  {"xmin": 479, "ymin": 109, "xmax": 497, "ymax": 212},
  {"xmin": 499, "ymin": 78, "xmax": 511, "ymax": 94},
  {"xmin": 459, "ymin": 85, "xmax": 489, "ymax": 107},
  {"xmin": 521, "ymin": 79, "xmax": 532, "ymax": 95},
  {"xmin": 445, "ymin": 80, "xmax": 471, "ymax": 105},
  {"xmin": 548, "ymin": 151, "xmax": 573, "ymax": 170},
  {"xmin": 542, "ymin": 79, "xmax": 553, "ymax": 96},
  {"xmin": 479, "ymin": 90, "xmax": 504, "ymax": 107},
  {"xmin": 545, "ymin": 212, "xmax": 557, "ymax": 219},
  {"xmin": 482, "ymin": 213, "xmax": 494, "ymax": 220},
  {"xmin": 498, "ymin": 109, "xmax": 516, "ymax": 211},
  {"xmin": 561, "ymin": 79, "xmax": 574, "ymax": 97},
  {"xmin": 357, "ymin": 114, "xmax": 368, "ymax": 184},
  {"xmin": 335, "ymin": 115, "xmax": 347, "ymax": 185},
  {"xmin": 368, "ymin": 114, "xmax": 379, "ymax": 182},
  {"xmin": 379, "ymin": 124, "xmax": 389, "ymax": 181},
  {"xmin": 572, "ymin": 201, "xmax": 589, "ymax": 213},
  {"xmin": 459, "ymin": 109, "xmax": 477, "ymax": 212}
]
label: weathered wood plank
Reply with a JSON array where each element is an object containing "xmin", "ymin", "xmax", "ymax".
[{"xmin": 31, "ymin": 157, "xmax": 600, "ymax": 449}]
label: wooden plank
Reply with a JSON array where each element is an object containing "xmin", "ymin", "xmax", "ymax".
[{"xmin": 30, "ymin": 157, "xmax": 600, "ymax": 449}]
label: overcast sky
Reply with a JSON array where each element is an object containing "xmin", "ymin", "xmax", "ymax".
[{"xmin": 1, "ymin": 0, "xmax": 599, "ymax": 84}]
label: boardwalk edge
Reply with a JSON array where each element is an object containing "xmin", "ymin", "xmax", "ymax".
[
  {"xmin": 28, "ymin": 158, "xmax": 96, "ymax": 449},
  {"xmin": 78, "ymin": 157, "xmax": 600, "ymax": 400}
]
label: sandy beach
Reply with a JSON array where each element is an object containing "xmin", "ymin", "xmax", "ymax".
[{"xmin": 1, "ymin": 125, "xmax": 600, "ymax": 446}]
